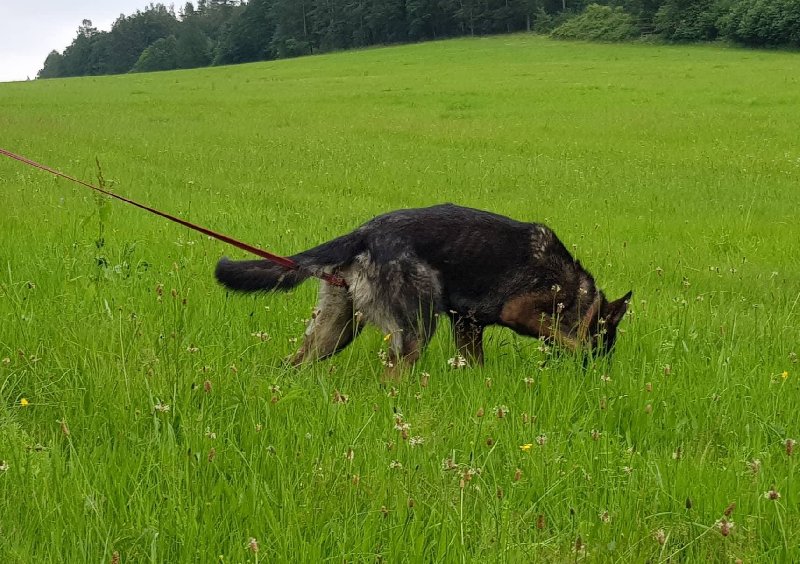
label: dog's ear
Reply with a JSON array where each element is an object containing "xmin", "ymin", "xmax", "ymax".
[{"xmin": 606, "ymin": 290, "xmax": 632, "ymax": 327}]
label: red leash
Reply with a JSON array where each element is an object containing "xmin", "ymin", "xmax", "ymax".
[{"xmin": 0, "ymin": 147, "xmax": 347, "ymax": 287}]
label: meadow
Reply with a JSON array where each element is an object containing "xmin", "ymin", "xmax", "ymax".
[{"xmin": 1, "ymin": 35, "xmax": 799, "ymax": 562}]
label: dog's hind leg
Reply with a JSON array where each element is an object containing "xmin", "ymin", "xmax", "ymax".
[
  {"xmin": 289, "ymin": 282, "xmax": 362, "ymax": 365},
  {"xmin": 386, "ymin": 310, "xmax": 438, "ymax": 372},
  {"xmin": 452, "ymin": 315, "xmax": 485, "ymax": 366},
  {"xmin": 383, "ymin": 276, "xmax": 442, "ymax": 376},
  {"xmin": 350, "ymin": 249, "xmax": 443, "ymax": 376}
]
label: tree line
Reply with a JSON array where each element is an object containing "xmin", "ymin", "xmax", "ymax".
[{"xmin": 38, "ymin": 0, "xmax": 800, "ymax": 79}]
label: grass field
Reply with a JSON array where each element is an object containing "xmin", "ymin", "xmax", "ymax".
[{"xmin": 1, "ymin": 34, "xmax": 800, "ymax": 562}]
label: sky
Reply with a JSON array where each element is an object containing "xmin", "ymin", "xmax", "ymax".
[{"xmin": 0, "ymin": 1, "xmax": 155, "ymax": 83}]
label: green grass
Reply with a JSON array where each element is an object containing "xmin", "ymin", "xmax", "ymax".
[{"xmin": 1, "ymin": 34, "xmax": 800, "ymax": 562}]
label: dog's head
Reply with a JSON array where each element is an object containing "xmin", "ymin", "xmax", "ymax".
[
  {"xmin": 578, "ymin": 290, "xmax": 632, "ymax": 356},
  {"xmin": 499, "ymin": 287, "xmax": 631, "ymax": 356}
]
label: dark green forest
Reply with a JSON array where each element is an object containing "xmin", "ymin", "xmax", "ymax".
[{"xmin": 39, "ymin": 0, "xmax": 800, "ymax": 78}]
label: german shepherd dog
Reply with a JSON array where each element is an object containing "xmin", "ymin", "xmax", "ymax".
[{"xmin": 215, "ymin": 204, "xmax": 631, "ymax": 369}]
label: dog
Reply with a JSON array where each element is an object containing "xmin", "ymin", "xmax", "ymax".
[{"xmin": 215, "ymin": 204, "xmax": 631, "ymax": 369}]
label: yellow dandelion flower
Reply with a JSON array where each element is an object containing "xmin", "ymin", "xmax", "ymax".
[
  {"xmin": 383, "ymin": 333, "xmax": 392, "ymax": 342},
  {"xmin": 520, "ymin": 443, "xmax": 533, "ymax": 452},
  {"xmin": 781, "ymin": 370, "xmax": 789, "ymax": 380},
  {"xmin": 20, "ymin": 398, "xmax": 29, "ymax": 407}
]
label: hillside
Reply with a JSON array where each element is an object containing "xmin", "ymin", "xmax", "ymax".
[{"xmin": 2, "ymin": 35, "xmax": 800, "ymax": 561}]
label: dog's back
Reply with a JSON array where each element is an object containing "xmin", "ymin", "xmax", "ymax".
[{"xmin": 355, "ymin": 204, "xmax": 583, "ymax": 322}]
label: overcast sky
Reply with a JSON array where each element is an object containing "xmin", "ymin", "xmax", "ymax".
[{"xmin": 1, "ymin": 1, "xmax": 155, "ymax": 82}]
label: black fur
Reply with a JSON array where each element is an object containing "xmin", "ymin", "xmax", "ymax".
[
  {"xmin": 215, "ymin": 204, "xmax": 631, "ymax": 367},
  {"xmin": 216, "ymin": 231, "xmax": 362, "ymax": 292}
]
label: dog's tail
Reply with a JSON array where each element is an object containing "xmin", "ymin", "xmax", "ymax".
[{"xmin": 214, "ymin": 231, "xmax": 362, "ymax": 292}]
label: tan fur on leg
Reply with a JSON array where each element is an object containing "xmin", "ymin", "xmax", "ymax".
[{"xmin": 290, "ymin": 282, "xmax": 362, "ymax": 365}]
